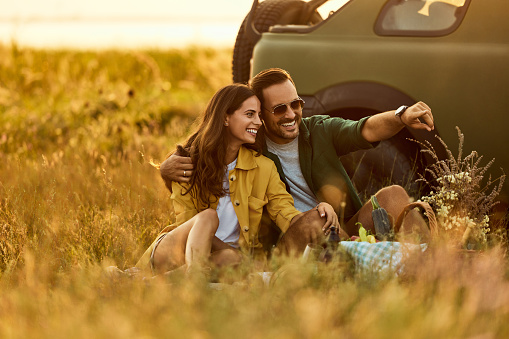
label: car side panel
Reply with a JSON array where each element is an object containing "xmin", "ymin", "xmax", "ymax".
[{"xmin": 251, "ymin": 0, "xmax": 509, "ymax": 196}]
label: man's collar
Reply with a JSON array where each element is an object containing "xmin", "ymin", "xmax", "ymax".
[
  {"xmin": 258, "ymin": 120, "xmax": 308, "ymax": 152},
  {"xmin": 298, "ymin": 118, "xmax": 310, "ymax": 142}
]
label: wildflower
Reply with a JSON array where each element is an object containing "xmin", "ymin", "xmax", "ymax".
[{"xmin": 414, "ymin": 127, "xmax": 505, "ymax": 246}]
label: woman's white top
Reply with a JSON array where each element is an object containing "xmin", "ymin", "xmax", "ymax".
[{"xmin": 214, "ymin": 158, "xmax": 240, "ymax": 247}]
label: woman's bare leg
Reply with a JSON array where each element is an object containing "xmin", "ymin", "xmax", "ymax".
[
  {"xmin": 152, "ymin": 224, "xmax": 193, "ymax": 274},
  {"xmin": 159, "ymin": 238, "xmax": 241, "ymax": 280},
  {"xmin": 152, "ymin": 209, "xmax": 219, "ymax": 274},
  {"xmin": 210, "ymin": 237, "xmax": 243, "ymax": 268},
  {"xmin": 185, "ymin": 209, "xmax": 220, "ymax": 270}
]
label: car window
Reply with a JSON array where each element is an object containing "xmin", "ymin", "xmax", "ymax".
[{"xmin": 375, "ymin": 0, "xmax": 471, "ymax": 36}]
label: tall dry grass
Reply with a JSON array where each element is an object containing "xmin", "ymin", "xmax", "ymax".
[
  {"xmin": 1, "ymin": 44, "xmax": 508, "ymax": 338},
  {"xmin": 0, "ymin": 44, "xmax": 232, "ymax": 271}
]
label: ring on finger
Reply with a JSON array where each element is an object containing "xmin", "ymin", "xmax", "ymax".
[{"xmin": 184, "ymin": 170, "xmax": 187, "ymax": 177}]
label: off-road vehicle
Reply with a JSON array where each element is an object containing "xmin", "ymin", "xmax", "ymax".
[{"xmin": 232, "ymin": 0, "xmax": 509, "ymax": 202}]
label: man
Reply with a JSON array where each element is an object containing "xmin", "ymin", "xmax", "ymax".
[{"xmin": 161, "ymin": 68, "xmax": 433, "ymax": 253}]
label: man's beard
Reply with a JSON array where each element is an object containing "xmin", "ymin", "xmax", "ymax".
[{"xmin": 270, "ymin": 116, "xmax": 301, "ymax": 140}]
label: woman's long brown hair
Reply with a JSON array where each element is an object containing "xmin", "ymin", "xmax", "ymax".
[{"xmin": 179, "ymin": 84, "xmax": 261, "ymax": 208}]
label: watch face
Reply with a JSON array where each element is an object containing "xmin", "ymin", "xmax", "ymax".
[{"xmin": 396, "ymin": 105, "xmax": 408, "ymax": 116}]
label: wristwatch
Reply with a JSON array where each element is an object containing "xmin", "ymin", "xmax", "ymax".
[{"xmin": 395, "ymin": 105, "xmax": 408, "ymax": 119}]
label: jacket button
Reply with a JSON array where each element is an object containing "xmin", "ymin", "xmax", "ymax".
[
  {"xmin": 234, "ymin": 200, "xmax": 240, "ymax": 206},
  {"xmin": 243, "ymin": 226, "xmax": 249, "ymax": 232},
  {"xmin": 230, "ymin": 174, "xmax": 236, "ymax": 181}
]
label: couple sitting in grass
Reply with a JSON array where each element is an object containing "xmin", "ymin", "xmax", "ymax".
[{"xmin": 136, "ymin": 68, "xmax": 435, "ymax": 277}]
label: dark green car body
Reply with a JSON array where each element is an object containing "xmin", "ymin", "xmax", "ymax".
[{"xmin": 249, "ymin": 0, "xmax": 509, "ymax": 200}]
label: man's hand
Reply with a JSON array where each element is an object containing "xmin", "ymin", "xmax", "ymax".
[
  {"xmin": 316, "ymin": 202, "xmax": 339, "ymax": 234},
  {"xmin": 160, "ymin": 153, "xmax": 194, "ymax": 184},
  {"xmin": 400, "ymin": 101, "xmax": 434, "ymax": 132},
  {"xmin": 284, "ymin": 202, "xmax": 350, "ymax": 253},
  {"xmin": 317, "ymin": 202, "xmax": 350, "ymax": 239},
  {"xmin": 362, "ymin": 101, "xmax": 435, "ymax": 143}
]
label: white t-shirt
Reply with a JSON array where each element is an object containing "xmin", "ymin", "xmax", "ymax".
[{"xmin": 214, "ymin": 159, "xmax": 240, "ymax": 247}]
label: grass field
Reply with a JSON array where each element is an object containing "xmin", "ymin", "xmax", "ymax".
[{"xmin": 1, "ymin": 44, "xmax": 509, "ymax": 338}]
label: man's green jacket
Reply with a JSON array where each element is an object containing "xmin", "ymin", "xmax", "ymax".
[{"xmin": 262, "ymin": 115, "xmax": 375, "ymax": 220}]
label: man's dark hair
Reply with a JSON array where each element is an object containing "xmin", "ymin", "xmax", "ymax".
[{"xmin": 249, "ymin": 68, "xmax": 296, "ymax": 108}]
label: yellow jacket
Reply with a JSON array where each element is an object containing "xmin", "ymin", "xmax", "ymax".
[{"xmin": 136, "ymin": 146, "xmax": 301, "ymax": 269}]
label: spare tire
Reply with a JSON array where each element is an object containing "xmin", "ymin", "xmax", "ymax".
[
  {"xmin": 232, "ymin": 0, "xmax": 322, "ymax": 84},
  {"xmin": 340, "ymin": 136, "xmax": 429, "ymax": 202}
]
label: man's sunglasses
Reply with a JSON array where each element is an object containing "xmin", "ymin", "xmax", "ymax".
[{"xmin": 265, "ymin": 98, "xmax": 305, "ymax": 116}]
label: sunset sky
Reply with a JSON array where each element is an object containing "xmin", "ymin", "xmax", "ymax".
[
  {"xmin": 0, "ymin": 0, "xmax": 252, "ymax": 20},
  {"xmin": 0, "ymin": 0, "xmax": 347, "ymax": 49},
  {"xmin": 0, "ymin": 0, "xmax": 253, "ymax": 48}
]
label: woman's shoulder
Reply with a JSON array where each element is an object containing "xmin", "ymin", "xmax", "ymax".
[
  {"xmin": 253, "ymin": 154, "xmax": 279, "ymax": 177},
  {"xmin": 242, "ymin": 147, "xmax": 276, "ymax": 168},
  {"xmin": 170, "ymin": 181, "xmax": 192, "ymax": 198}
]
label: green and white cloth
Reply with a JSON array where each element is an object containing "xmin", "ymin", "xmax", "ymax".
[{"xmin": 338, "ymin": 241, "xmax": 427, "ymax": 274}]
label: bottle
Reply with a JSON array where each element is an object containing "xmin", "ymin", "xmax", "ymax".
[
  {"xmin": 327, "ymin": 226, "xmax": 340, "ymax": 250},
  {"xmin": 319, "ymin": 226, "xmax": 340, "ymax": 263},
  {"xmin": 371, "ymin": 195, "xmax": 393, "ymax": 241}
]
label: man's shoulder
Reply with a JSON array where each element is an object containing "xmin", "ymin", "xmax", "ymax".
[
  {"xmin": 302, "ymin": 115, "xmax": 329, "ymax": 125},
  {"xmin": 302, "ymin": 115, "xmax": 346, "ymax": 131}
]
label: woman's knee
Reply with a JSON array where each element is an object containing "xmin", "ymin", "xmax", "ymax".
[
  {"xmin": 210, "ymin": 248, "xmax": 243, "ymax": 268},
  {"xmin": 194, "ymin": 209, "xmax": 220, "ymax": 234}
]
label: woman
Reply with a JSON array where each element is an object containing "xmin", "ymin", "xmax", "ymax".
[{"xmin": 136, "ymin": 84, "xmax": 339, "ymax": 275}]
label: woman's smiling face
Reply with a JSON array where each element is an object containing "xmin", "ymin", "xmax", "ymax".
[{"xmin": 225, "ymin": 95, "xmax": 262, "ymax": 147}]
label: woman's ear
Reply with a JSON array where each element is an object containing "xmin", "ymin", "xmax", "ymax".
[{"xmin": 224, "ymin": 115, "xmax": 230, "ymax": 127}]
